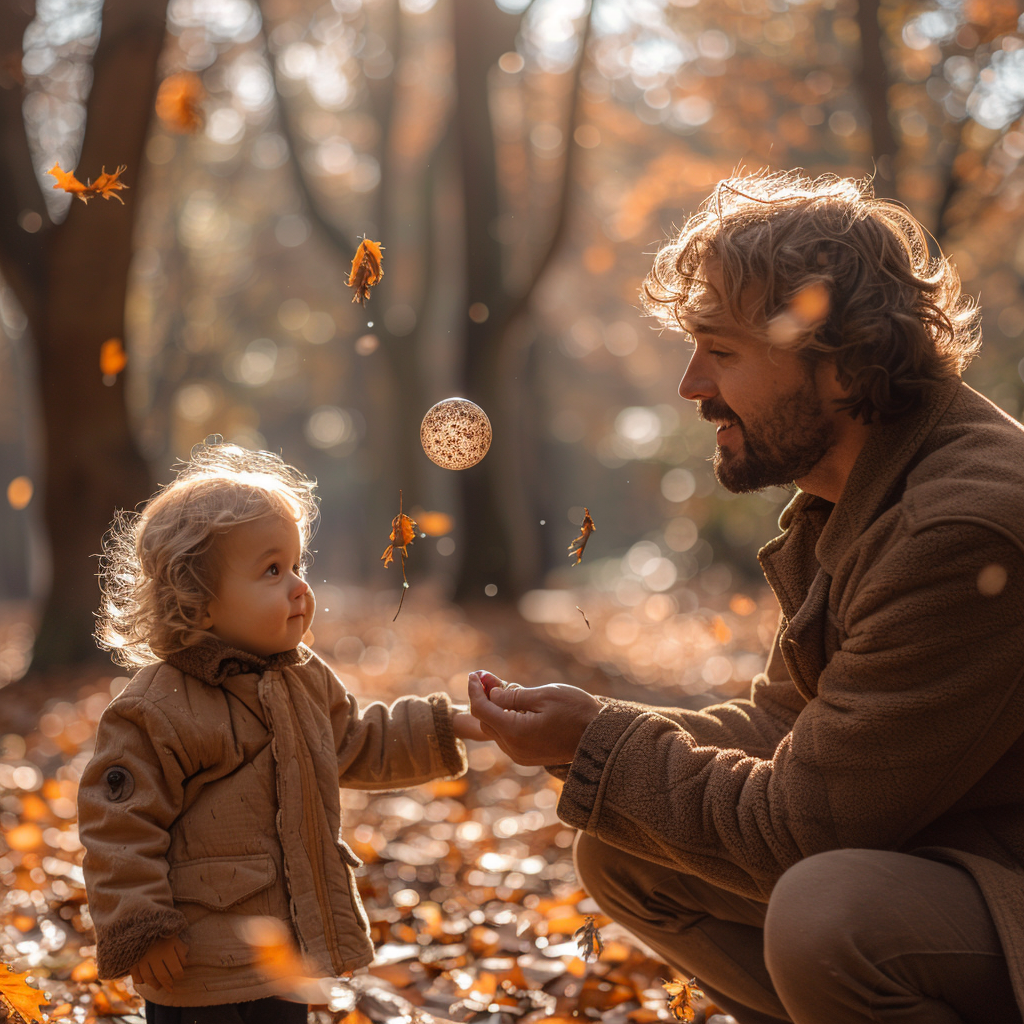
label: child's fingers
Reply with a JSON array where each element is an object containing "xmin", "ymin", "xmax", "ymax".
[{"xmin": 153, "ymin": 956, "xmax": 176, "ymax": 990}]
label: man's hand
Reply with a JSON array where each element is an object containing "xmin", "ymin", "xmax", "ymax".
[
  {"xmin": 452, "ymin": 708, "xmax": 489, "ymax": 742},
  {"xmin": 468, "ymin": 671, "xmax": 602, "ymax": 765},
  {"xmin": 130, "ymin": 933, "xmax": 187, "ymax": 991}
]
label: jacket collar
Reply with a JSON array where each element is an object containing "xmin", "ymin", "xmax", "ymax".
[
  {"xmin": 165, "ymin": 636, "xmax": 312, "ymax": 686},
  {"xmin": 762, "ymin": 377, "xmax": 964, "ymax": 595}
]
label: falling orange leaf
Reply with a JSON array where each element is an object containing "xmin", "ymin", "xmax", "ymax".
[
  {"xmin": 348, "ymin": 238, "xmax": 384, "ymax": 306},
  {"xmin": 381, "ymin": 490, "xmax": 418, "ymax": 620},
  {"xmin": 568, "ymin": 508, "xmax": 596, "ymax": 566},
  {"xmin": 238, "ymin": 916, "xmax": 332, "ymax": 1003},
  {"xmin": 100, "ymin": 338, "xmax": 127, "ymax": 378},
  {"xmin": 0, "ymin": 963, "xmax": 50, "ymax": 1024},
  {"xmin": 48, "ymin": 162, "xmax": 128, "ymax": 205},
  {"xmin": 573, "ymin": 915, "xmax": 604, "ymax": 961},
  {"xmin": 576, "ymin": 606, "xmax": 590, "ymax": 629},
  {"xmin": 663, "ymin": 977, "xmax": 704, "ymax": 1023},
  {"xmin": 155, "ymin": 72, "xmax": 205, "ymax": 133}
]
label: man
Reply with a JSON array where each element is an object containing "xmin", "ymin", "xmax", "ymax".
[{"xmin": 469, "ymin": 171, "xmax": 1024, "ymax": 1024}]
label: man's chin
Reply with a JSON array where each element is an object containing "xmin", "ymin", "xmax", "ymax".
[{"xmin": 713, "ymin": 449, "xmax": 775, "ymax": 494}]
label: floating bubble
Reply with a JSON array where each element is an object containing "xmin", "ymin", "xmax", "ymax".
[{"xmin": 420, "ymin": 397, "xmax": 492, "ymax": 470}]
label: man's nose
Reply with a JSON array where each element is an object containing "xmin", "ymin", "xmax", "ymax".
[{"xmin": 678, "ymin": 353, "xmax": 716, "ymax": 402}]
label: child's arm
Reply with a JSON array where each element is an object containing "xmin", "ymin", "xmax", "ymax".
[
  {"xmin": 317, "ymin": 657, "xmax": 471, "ymax": 788},
  {"xmin": 78, "ymin": 694, "xmax": 189, "ymax": 981}
]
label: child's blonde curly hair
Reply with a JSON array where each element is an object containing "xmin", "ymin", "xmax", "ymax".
[{"xmin": 96, "ymin": 440, "xmax": 319, "ymax": 668}]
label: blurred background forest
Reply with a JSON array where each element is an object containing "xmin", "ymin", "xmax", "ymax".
[{"xmin": 0, "ymin": 0, "xmax": 1023, "ymax": 682}]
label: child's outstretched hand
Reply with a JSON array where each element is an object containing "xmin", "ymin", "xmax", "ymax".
[
  {"xmin": 452, "ymin": 706, "xmax": 489, "ymax": 742},
  {"xmin": 131, "ymin": 933, "xmax": 187, "ymax": 991}
]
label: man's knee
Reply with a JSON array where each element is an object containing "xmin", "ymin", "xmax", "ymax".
[
  {"xmin": 765, "ymin": 849, "xmax": 868, "ymax": 967},
  {"xmin": 573, "ymin": 831, "xmax": 630, "ymax": 912}
]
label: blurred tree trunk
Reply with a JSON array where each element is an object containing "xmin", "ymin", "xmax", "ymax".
[
  {"xmin": 854, "ymin": 0, "xmax": 899, "ymax": 200},
  {"xmin": 449, "ymin": 0, "xmax": 522, "ymax": 600},
  {"xmin": 0, "ymin": 0, "xmax": 163, "ymax": 672}
]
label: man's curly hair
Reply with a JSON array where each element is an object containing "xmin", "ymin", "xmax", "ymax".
[
  {"xmin": 642, "ymin": 170, "xmax": 982, "ymax": 423},
  {"xmin": 95, "ymin": 440, "xmax": 319, "ymax": 668}
]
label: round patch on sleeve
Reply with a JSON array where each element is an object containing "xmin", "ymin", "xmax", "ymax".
[{"xmin": 104, "ymin": 766, "xmax": 135, "ymax": 802}]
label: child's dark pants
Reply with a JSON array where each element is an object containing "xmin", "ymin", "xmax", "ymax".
[
  {"xmin": 145, "ymin": 997, "xmax": 307, "ymax": 1023},
  {"xmin": 574, "ymin": 833, "xmax": 1021, "ymax": 1024}
]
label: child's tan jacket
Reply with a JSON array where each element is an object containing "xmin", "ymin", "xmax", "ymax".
[{"xmin": 77, "ymin": 639, "xmax": 467, "ymax": 1007}]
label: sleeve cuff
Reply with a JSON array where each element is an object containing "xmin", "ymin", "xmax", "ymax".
[
  {"xmin": 429, "ymin": 692, "xmax": 469, "ymax": 778},
  {"xmin": 557, "ymin": 700, "xmax": 649, "ymax": 831},
  {"xmin": 95, "ymin": 905, "xmax": 187, "ymax": 980}
]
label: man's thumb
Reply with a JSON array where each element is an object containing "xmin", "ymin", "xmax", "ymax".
[{"xmin": 483, "ymin": 675, "xmax": 528, "ymax": 711}]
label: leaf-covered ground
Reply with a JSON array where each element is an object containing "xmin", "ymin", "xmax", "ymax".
[{"xmin": 0, "ymin": 583, "xmax": 777, "ymax": 1023}]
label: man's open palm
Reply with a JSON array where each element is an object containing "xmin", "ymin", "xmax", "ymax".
[{"xmin": 468, "ymin": 671, "xmax": 602, "ymax": 765}]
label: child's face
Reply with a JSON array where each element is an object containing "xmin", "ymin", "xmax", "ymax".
[{"xmin": 201, "ymin": 514, "xmax": 315, "ymax": 657}]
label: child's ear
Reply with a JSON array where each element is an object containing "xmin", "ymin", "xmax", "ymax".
[{"xmin": 199, "ymin": 607, "xmax": 213, "ymax": 630}]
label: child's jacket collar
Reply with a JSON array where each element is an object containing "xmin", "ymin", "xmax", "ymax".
[{"xmin": 164, "ymin": 637, "xmax": 312, "ymax": 686}]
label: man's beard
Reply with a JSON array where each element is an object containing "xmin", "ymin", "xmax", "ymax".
[{"xmin": 699, "ymin": 370, "xmax": 839, "ymax": 494}]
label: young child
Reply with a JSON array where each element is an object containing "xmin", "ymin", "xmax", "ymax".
[{"xmin": 78, "ymin": 441, "xmax": 483, "ymax": 1024}]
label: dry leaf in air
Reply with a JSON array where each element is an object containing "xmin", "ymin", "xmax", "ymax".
[
  {"xmin": 100, "ymin": 338, "xmax": 127, "ymax": 378},
  {"xmin": 568, "ymin": 508, "xmax": 596, "ymax": 565},
  {"xmin": 348, "ymin": 238, "xmax": 384, "ymax": 305},
  {"xmin": 155, "ymin": 72, "xmax": 205, "ymax": 133},
  {"xmin": 381, "ymin": 490, "xmax": 418, "ymax": 620},
  {"xmin": 663, "ymin": 977, "xmax": 704, "ymax": 1023},
  {"xmin": 0, "ymin": 963, "xmax": 50, "ymax": 1023},
  {"xmin": 573, "ymin": 915, "xmax": 604, "ymax": 962},
  {"xmin": 48, "ymin": 162, "xmax": 128, "ymax": 205}
]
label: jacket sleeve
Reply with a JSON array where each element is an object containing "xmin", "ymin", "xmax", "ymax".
[
  {"xmin": 545, "ymin": 618, "xmax": 803, "ymax": 780},
  {"xmin": 77, "ymin": 694, "xmax": 191, "ymax": 979},
  {"xmin": 557, "ymin": 522, "xmax": 1024, "ymax": 899},
  {"xmin": 325, "ymin": 662, "xmax": 467, "ymax": 789}
]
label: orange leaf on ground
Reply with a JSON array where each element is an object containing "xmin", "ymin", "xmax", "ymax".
[
  {"xmin": 48, "ymin": 162, "xmax": 128, "ymax": 204},
  {"xmin": 347, "ymin": 238, "xmax": 384, "ymax": 305},
  {"xmin": 0, "ymin": 964, "xmax": 50, "ymax": 1023}
]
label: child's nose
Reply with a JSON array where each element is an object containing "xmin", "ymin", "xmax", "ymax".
[{"xmin": 291, "ymin": 576, "xmax": 309, "ymax": 598}]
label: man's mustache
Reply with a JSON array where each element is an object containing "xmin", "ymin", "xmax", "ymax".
[{"xmin": 697, "ymin": 398, "xmax": 739, "ymax": 425}]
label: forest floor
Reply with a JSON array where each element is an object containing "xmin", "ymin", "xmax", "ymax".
[{"xmin": 0, "ymin": 581, "xmax": 780, "ymax": 1024}]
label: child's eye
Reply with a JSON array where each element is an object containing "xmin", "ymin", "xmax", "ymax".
[{"xmin": 266, "ymin": 563, "xmax": 280, "ymax": 577}]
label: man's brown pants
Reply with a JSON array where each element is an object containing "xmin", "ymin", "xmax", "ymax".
[{"xmin": 574, "ymin": 835, "xmax": 1021, "ymax": 1024}]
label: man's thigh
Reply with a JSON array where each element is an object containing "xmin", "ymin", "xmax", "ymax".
[
  {"xmin": 765, "ymin": 848, "xmax": 1022, "ymax": 1024},
  {"xmin": 573, "ymin": 831, "xmax": 768, "ymax": 932}
]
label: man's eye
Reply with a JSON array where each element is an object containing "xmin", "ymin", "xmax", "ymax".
[{"xmin": 709, "ymin": 349, "xmax": 730, "ymax": 359}]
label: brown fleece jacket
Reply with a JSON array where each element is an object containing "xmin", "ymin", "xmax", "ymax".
[
  {"xmin": 557, "ymin": 379, "xmax": 1024, "ymax": 1013},
  {"xmin": 78, "ymin": 641, "xmax": 466, "ymax": 1007}
]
